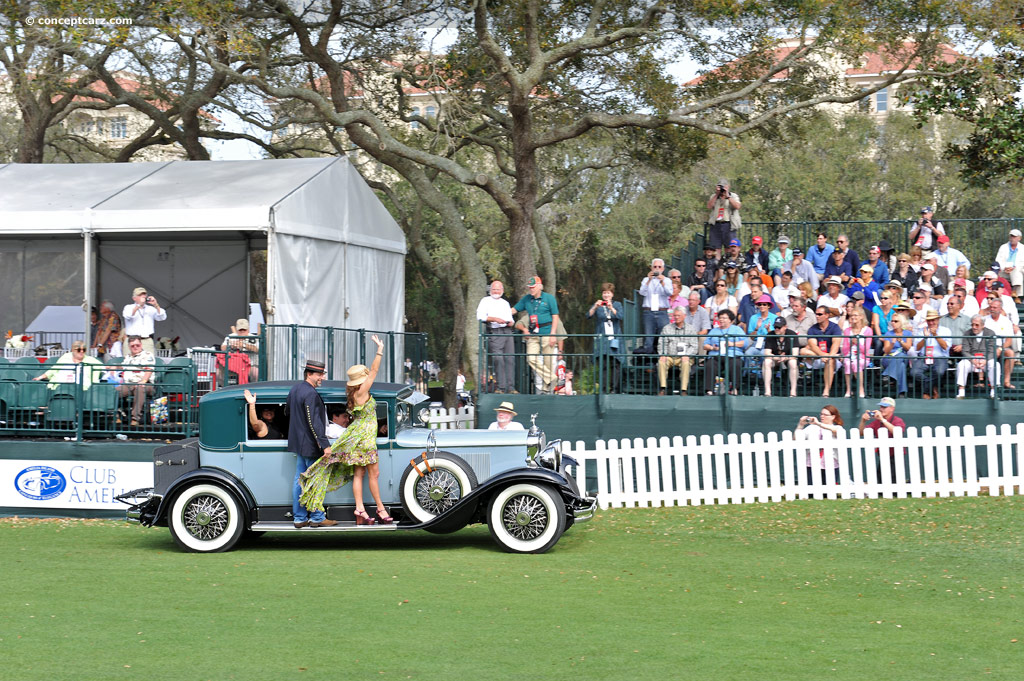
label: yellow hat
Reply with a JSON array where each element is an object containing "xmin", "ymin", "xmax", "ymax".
[{"xmin": 346, "ymin": 364, "xmax": 370, "ymax": 386}]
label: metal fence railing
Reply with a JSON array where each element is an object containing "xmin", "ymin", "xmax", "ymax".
[{"xmin": 478, "ymin": 330, "xmax": 1015, "ymax": 401}]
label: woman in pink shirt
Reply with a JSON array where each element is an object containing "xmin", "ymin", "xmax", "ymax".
[{"xmin": 841, "ymin": 308, "xmax": 873, "ymax": 397}]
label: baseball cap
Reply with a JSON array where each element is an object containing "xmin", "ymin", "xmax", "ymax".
[
  {"xmin": 1011, "ymin": 229, "xmax": 1022, "ymax": 237},
  {"xmin": 937, "ymin": 234, "xmax": 950, "ymax": 244},
  {"xmin": 859, "ymin": 264, "xmax": 873, "ymax": 272},
  {"xmin": 792, "ymin": 247, "xmax": 804, "ymax": 256},
  {"xmin": 922, "ymin": 263, "xmax": 935, "ymax": 271},
  {"xmin": 878, "ymin": 397, "xmax": 896, "ymax": 408},
  {"xmin": 954, "ymin": 277, "xmax": 967, "ymax": 287},
  {"xmin": 235, "ymin": 318, "xmax": 249, "ymax": 330},
  {"xmin": 777, "ymin": 235, "xmax": 790, "ymax": 244},
  {"xmin": 133, "ymin": 287, "xmax": 147, "ymax": 296},
  {"xmin": 752, "ymin": 236, "xmax": 763, "ymax": 245},
  {"xmin": 983, "ymin": 271, "xmax": 996, "ymax": 279},
  {"xmin": 728, "ymin": 238, "xmax": 741, "ymax": 247},
  {"xmin": 725, "ymin": 261, "xmax": 739, "ymax": 269},
  {"xmin": 917, "ymin": 283, "xmax": 933, "ymax": 293},
  {"xmin": 921, "ymin": 206, "xmax": 933, "ymax": 213},
  {"xmin": 773, "ymin": 317, "xmax": 787, "ymax": 328},
  {"xmin": 527, "ymin": 276, "xmax": 541, "ymax": 286},
  {"xmin": 852, "ymin": 291, "xmax": 865, "ymax": 301}
]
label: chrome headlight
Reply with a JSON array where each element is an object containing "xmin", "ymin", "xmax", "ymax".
[{"xmin": 536, "ymin": 439, "xmax": 563, "ymax": 471}]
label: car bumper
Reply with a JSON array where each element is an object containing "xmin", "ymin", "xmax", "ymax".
[
  {"xmin": 569, "ymin": 494, "xmax": 598, "ymax": 522},
  {"xmin": 114, "ymin": 488, "xmax": 162, "ymax": 526}
]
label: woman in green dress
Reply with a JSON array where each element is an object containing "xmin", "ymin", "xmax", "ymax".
[{"xmin": 300, "ymin": 335, "xmax": 390, "ymax": 524}]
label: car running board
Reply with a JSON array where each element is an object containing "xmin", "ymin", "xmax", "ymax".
[{"xmin": 250, "ymin": 521, "xmax": 401, "ymax": 532}]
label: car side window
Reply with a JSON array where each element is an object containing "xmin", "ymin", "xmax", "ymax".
[
  {"xmin": 376, "ymin": 402, "xmax": 389, "ymax": 440},
  {"xmin": 247, "ymin": 403, "xmax": 287, "ymax": 441}
]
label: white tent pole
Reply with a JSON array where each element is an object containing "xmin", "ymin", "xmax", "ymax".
[
  {"xmin": 266, "ymin": 214, "xmax": 275, "ymax": 323},
  {"xmin": 83, "ymin": 221, "xmax": 94, "ymax": 341}
]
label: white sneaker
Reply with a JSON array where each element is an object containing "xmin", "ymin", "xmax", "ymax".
[{"xmin": 956, "ymin": 389, "xmax": 965, "ymax": 399}]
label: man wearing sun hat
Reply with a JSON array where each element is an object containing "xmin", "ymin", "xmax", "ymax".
[
  {"xmin": 911, "ymin": 309, "xmax": 952, "ymax": 399},
  {"xmin": 995, "ymin": 228, "xmax": 1024, "ymax": 301},
  {"xmin": 286, "ymin": 359, "xmax": 337, "ymax": 528},
  {"xmin": 488, "ymin": 402, "xmax": 525, "ymax": 430}
]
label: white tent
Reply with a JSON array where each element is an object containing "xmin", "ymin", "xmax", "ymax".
[{"xmin": 0, "ymin": 158, "xmax": 406, "ymax": 347}]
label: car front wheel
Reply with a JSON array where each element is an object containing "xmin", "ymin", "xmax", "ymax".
[
  {"xmin": 487, "ymin": 483, "xmax": 566, "ymax": 554},
  {"xmin": 168, "ymin": 483, "xmax": 244, "ymax": 553}
]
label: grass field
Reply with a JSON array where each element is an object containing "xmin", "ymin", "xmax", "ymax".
[{"xmin": 2, "ymin": 496, "xmax": 1022, "ymax": 680}]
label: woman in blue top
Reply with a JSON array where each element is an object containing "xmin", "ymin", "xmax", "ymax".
[
  {"xmin": 880, "ymin": 313, "xmax": 913, "ymax": 397},
  {"xmin": 703, "ymin": 309, "xmax": 747, "ymax": 395}
]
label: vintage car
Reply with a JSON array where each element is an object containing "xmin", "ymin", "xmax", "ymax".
[{"xmin": 116, "ymin": 381, "xmax": 595, "ymax": 554}]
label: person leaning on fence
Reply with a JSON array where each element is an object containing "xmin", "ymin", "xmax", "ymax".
[
  {"xmin": 801, "ymin": 306, "xmax": 842, "ymax": 398},
  {"xmin": 956, "ymin": 316, "xmax": 1000, "ymax": 399},
  {"xmin": 513, "ymin": 276, "xmax": 560, "ymax": 394},
  {"xmin": 587, "ymin": 282, "xmax": 625, "ymax": 393},
  {"xmin": 476, "ymin": 280, "xmax": 517, "ymax": 394},
  {"xmin": 795, "ymin": 405, "xmax": 845, "ymax": 489},
  {"xmin": 657, "ymin": 307, "xmax": 699, "ymax": 396},
  {"xmin": 33, "ymin": 340, "xmax": 103, "ymax": 390},
  {"xmin": 763, "ymin": 317, "xmax": 798, "ymax": 397},
  {"xmin": 116, "ymin": 335, "xmax": 156, "ymax": 427},
  {"xmin": 220, "ymin": 318, "xmax": 259, "ymax": 383},
  {"xmin": 703, "ymin": 309, "xmax": 747, "ymax": 395},
  {"xmin": 859, "ymin": 397, "xmax": 907, "ymax": 484}
]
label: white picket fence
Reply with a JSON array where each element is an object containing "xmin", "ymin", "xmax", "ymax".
[
  {"xmin": 564, "ymin": 424, "xmax": 1023, "ymax": 508},
  {"xmin": 422, "ymin": 406, "xmax": 475, "ymax": 429}
]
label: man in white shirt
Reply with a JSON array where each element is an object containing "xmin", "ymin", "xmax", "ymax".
[
  {"xmin": 639, "ymin": 258, "xmax": 673, "ymax": 353},
  {"xmin": 817, "ymin": 277, "xmax": 849, "ymax": 318},
  {"xmin": 982, "ymin": 295, "xmax": 1018, "ymax": 389},
  {"xmin": 122, "ymin": 286, "xmax": 167, "ymax": 356},
  {"xmin": 994, "ymin": 228, "xmax": 1024, "ymax": 301},
  {"xmin": 325, "ymin": 407, "xmax": 350, "ymax": 440},
  {"xmin": 933, "ymin": 235, "xmax": 970, "ymax": 277},
  {"xmin": 488, "ymin": 401, "xmax": 525, "ymax": 431},
  {"xmin": 476, "ymin": 280, "xmax": 517, "ymax": 394},
  {"xmin": 771, "ymin": 270, "xmax": 799, "ymax": 310}
]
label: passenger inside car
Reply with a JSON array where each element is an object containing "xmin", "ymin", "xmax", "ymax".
[{"xmin": 244, "ymin": 388, "xmax": 285, "ymax": 440}]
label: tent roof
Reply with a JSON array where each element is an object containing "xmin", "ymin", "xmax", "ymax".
[{"xmin": 0, "ymin": 158, "xmax": 405, "ymax": 253}]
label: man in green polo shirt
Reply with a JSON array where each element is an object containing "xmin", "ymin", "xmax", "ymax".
[{"xmin": 514, "ymin": 275, "xmax": 561, "ymax": 394}]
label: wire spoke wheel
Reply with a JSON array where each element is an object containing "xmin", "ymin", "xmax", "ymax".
[
  {"xmin": 168, "ymin": 483, "xmax": 243, "ymax": 553},
  {"xmin": 487, "ymin": 483, "xmax": 566, "ymax": 554},
  {"xmin": 415, "ymin": 469, "xmax": 462, "ymax": 515},
  {"xmin": 400, "ymin": 452, "xmax": 478, "ymax": 523},
  {"xmin": 182, "ymin": 494, "xmax": 230, "ymax": 541},
  {"xmin": 501, "ymin": 492, "xmax": 549, "ymax": 541}
]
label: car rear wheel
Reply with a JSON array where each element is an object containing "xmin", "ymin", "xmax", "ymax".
[
  {"xmin": 168, "ymin": 483, "xmax": 244, "ymax": 553},
  {"xmin": 399, "ymin": 452, "xmax": 478, "ymax": 523},
  {"xmin": 487, "ymin": 483, "xmax": 566, "ymax": 554}
]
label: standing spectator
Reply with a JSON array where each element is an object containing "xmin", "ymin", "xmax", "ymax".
[
  {"xmin": 795, "ymin": 406, "xmax": 845, "ymax": 487},
  {"xmin": 858, "ymin": 397, "xmax": 907, "ymax": 483},
  {"xmin": 771, "ymin": 270, "xmax": 799, "ymax": 310},
  {"xmin": 881, "ymin": 313, "xmax": 913, "ymax": 397},
  {"xmin": 638, "ymin": 258, "xmax": 672, "ymax": 353},
  {"xmin": 745, "ymin": 236, "xmax": 769, "ymax": 272},
  {"xmin": 801, "ymin": 306, "xmax": 842, "ymax": 397},
  {"xmin": 657, "ymin": 307, "xmax": 699, "ymax": 396},
  {"xmin": 912, "ymin": 309, "xmax": 951, "ymax": 399},
  {"xmin": 667, "ymin": 269, "xmax": 690, "ymax": 309},
  {"xmin": 864, "ymin": 245, "xmax": 890, "ymax": 285},
  {"xmin": 768, "ymin": 235, "xmax": 792, "ymax": 278},
  {"xmin": 842, "ymin": 308, "xmax": 873, "ymax": 398},
  {"xmin": 890, "ymin": 253, "xmax": 920, "ymax": 291},
  {"xmin": 476, "ymin": 280, "xmax": 517, "ymax": 394},
  {"xmin": 706, "ymin": 179, "xmax": 741, "ymax": 253},
  {"xmin": 956, "ymin": 316, "xmax": 1000, "ymax": 398},
  {"xmin": 122, "ymin": 286, "xmax": 167, "ymax": 356},
  {"xmin": 513, "ymin": 276, "xmax": 560, "ymax": 394},
  {"xmin": 703, "ymin": 310, "xmax": 747, "ymax": 395},
  {"xmin": 116, "ymin": 335, "xmax": 156, "ymax": 427},
  {"xmin": 824, "ymin": 249, "xmax": 854, "ymax": 286},
  {"xmin": 807, "ymin": 233, "xmax": 835, "ymax": 277},
  {"xmin": 934, "ymin": 235, "xmax": 970, "ymax": 277},
  {"xmin": 784, "ymin": 248, "xmax": 819, "ymax": 291},
  {"xmin": 995, "ymin": 228, "xmax": 1024, "ymax": 302},
  {"xmin": 92, "ymin": 300, "xmax": 122, "ymax": 357},
  {"xmin": 706, "ymin": 280, "xmax": 739, "ymax": 327},
  {"xmin": 981, "ymin": 294, "xmax": 1018, "ymax": 389},
  {"xmin": 587, "ymin": 283, "xmax": 625, "ymax": 393},
  {"xmin": 834, "ymin": 234, "xmax": 860, "ymax": 274},
  {"xmin": 909, "ymin": 206, "xmax": 946, "ymax": 252},
  {"xmin": 763, "ymin": 317, "xmax": 798, "ymax": 397},
  {"xmin": 782, "ymin": 296, "xmax": 814, "ymax": 346},
  {"xmin": 686, "ymin": 258, "xmax": 715, "ymax": 303}
]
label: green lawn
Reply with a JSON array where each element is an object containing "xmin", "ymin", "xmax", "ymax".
[{"xmin": 1, "ymin": 496, "xmax": 1021, "ymax": 680}]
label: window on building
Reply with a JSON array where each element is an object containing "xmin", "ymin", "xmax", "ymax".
[
  {"xmin": 425, "ymin": 105, "xmax": 437, "ymax": 118},
  {"xmin": 75, "ymin": 119, "xmax": 93, "ymax": 135},
  {"xmin": 109, "ymin": 117, "xmax": 127, "ymax": 139},
  {"xmin": 875, "ymin": 88, "xmax": 888, "ymax": 112},
  {"xmin": 410, "ymin": 108, "xmax": 420, "ymax": 129},
  {"xmin": 858, "ymin": 92, "xmax": 871, "ymax": 113},
  {"xmin": 95, "ymin": 119, "xmax": 106, "ymax": 136}
]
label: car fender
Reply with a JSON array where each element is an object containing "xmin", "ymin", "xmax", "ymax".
[
  {"xmin": 415, "ymin": 467, "xmax": 578, "ymax": 534},
  {"xmin": 152, "ymin": 468, "xmax": 257, "ymax": 528}
]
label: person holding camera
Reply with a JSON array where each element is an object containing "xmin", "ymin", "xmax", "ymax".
[
  {"xmin": 909, "ymin": 206, "xmax": 945, "ymax": 253},
  {"xmin": 639, "ymin": 258, "xmax": 673, "ymax": 353},
  {"xmin": 706, "ymin": 179, "xmax": 741, "ymax": 253},
  {"xmin": 122, "ymin": 286, "xmax": 167, "ymax": 356},
  {"xmin": 795, "ymin": 405, "xmax": 845, "ymax": 488},
  {"xmin": 587, "ymin": 283, "xmax": 625, "ymax": 393},
  {"xmin": 859, "ymin": 397, "xmax": 906, "ymax": 484}
]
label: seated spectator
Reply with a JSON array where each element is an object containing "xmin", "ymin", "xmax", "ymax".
[
  {"xmin": 744, "ymin": 294, "xmax": 778, "ymax": 369},
  {"xmin": 911, "ymin": 309, "xmax": 952, "ymax": 399},
  {"xmin": 686, "ymin": 258, "xmax": 714, "ymax": 303},
  {"xmin": 953, "ymin": 267, "xmax": 975, "ymax": 295},
  {"xmin": 489, "ymin": 401, "xmax": 526, "ymax": 430},
  {"xmin": 807, "ymin": 233, "xmax": 835, "ymax": 276},
  {"xmin": 977, "ymin": 273, "xmax": 1015, "ymax": 311},
  {"xmin": 657, "ymin": 307, "xmax": 699, "ymax": 396},
  {"xmin": 956, "ymin": 315, "xmax": 1000, "ymax": 399},
  {"xmin": 817, "ymin": 277, "xmax": 848, "ymax": 318},
  {"xmin": 683, "ymin": 291, "xmax": 712, "ymax": 338},
  {"xmin": 824, "ymin": 249, "xmax": 854, "ymax": 286},
  {"xmin": 702, "ymin": 245, "xmax": 720, "ymax": 282},
  {"xmin": 737, "ymin": 282, "xmax": 773, "ymax": 325},
  {"xmin": 768, "ymin": 235, "xmax": 791, "ymax": 278},
  {"xmin": 706, "ymin": 280, "xmax": 739, "ymax": 327},
  {"xmin": 946, "ymin": 284, "xmax": 980, "ymax": 317},
  {"xmin": 703, "ymin": 310, "xmax": 747, "ymax": 395},
  {"xmin": 326, "ymin": 406, "xmax": 351, "ymax": 440},
  {"xmin": 763, "ymin": 317, "xmax": 798, "ymax": 397},
  {"xmin": 994, "ymin": 228, "xmax": 1023, "ymax": 302},
  {"xmin": 846, "ymin": 265, "xmax": 882, "ymax": 314},
  {"xmin": 784, "ymin": 247, "xmax": 818, "ymax": 291},
  {"xmin": 722, "ymin": 239, "xmax": 743, "ymax": 269},
  {"xmin": 800, "ymin": 306, "xmax": 842, "ymax": 397},
  {"xmin": 881, "ymin": 313, "xmax": 913, "ymax": 397},
  {"xmin": 878, "ymin": 239, "xmax": 897, "ymax": 274},
  {"xmin": 771, "ymin": 271, "xmax": 799, "ymax": 310},
  {"xmin": 922, "ymin": 252, "xmax": 951, "ymax": 289},
  {"xmin": 797, "ymin": 281, "xmax": 817, "ymax": 307},
  {"xmin": 864, "ymin": 245, "xmax": 890, "ymax": 285},
  {"xmin": 782, "ymin": 296, "xmax": 814, "ymax": 346},
  {"xmin": 890, "ymin": 253, "xmax": 919, "ymax": 291},
  {"xmin": 940, "ymin": 295, "xmax": 972, "ymax": 356},
  {"xmin": 117, "ymin": 335, "xmax": 156, "ymax": 427},
  {"xmin": 735, "ymin": 267, "xmax": 763, "ymax": 302},
  {"xmin": 795, "ymin": 406, "xmax": 845, "ymax": 487},
  {"xmin": 872, "ymin": 289, "xmax": 897, "ymax": 338},
  {"xmin": 33, "ymin": 340, "xmax": 103, "ymax": 390},
  {"xmin": 92, "ymin": 300, "xmax": 122, "ymax": 357},
  {"xmin": 916, "ymin": 263, "xmax": 946, "ymax": 297},
  {"xmin": 744, "ymin": 236, "xmax": 769, "ymax": 273},
  {"xmin": 244, "ymin": 388, "xmax": 284, "ymax": 439},
  {"xmin": 982, "ymin": 294, "xmax": 1018, "ymax": 389},
  {"xmin": 934, "ymin": 234, "xmax": 970, "ymax": 277},
  {"xmin": 908, "ymin": 246, "xmax": 925, "ymax": 271},
  {"xmin": 720, "ymin": 261, "xmax": 742, "ymax": 294},
  {"xmin": 842, "ymin": 308, "xmax": 873, "ymax": 398}
]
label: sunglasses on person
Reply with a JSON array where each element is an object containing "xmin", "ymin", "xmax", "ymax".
[
  {"xmin": 716, "ymin": 283, "xmax": 727, "ymax": 288},
  {"xmin": 757, "ymin": 302, "xmax": 771, "ymax": 307},
  {"xmin": 899, "ymin": 259, "xmax": 909, "ymax": 263},
  {"xmin": 815, "ymin": 311, "xmax": 828, "ymax": 316},
  {"xmin": 670, "ymin": 275, "xmax": 681, "ymax": 279}
]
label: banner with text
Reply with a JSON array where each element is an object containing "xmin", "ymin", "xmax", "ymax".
[{"xmin": 2, "ymin": 460, "xmax": 153, "ymax": 510}]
